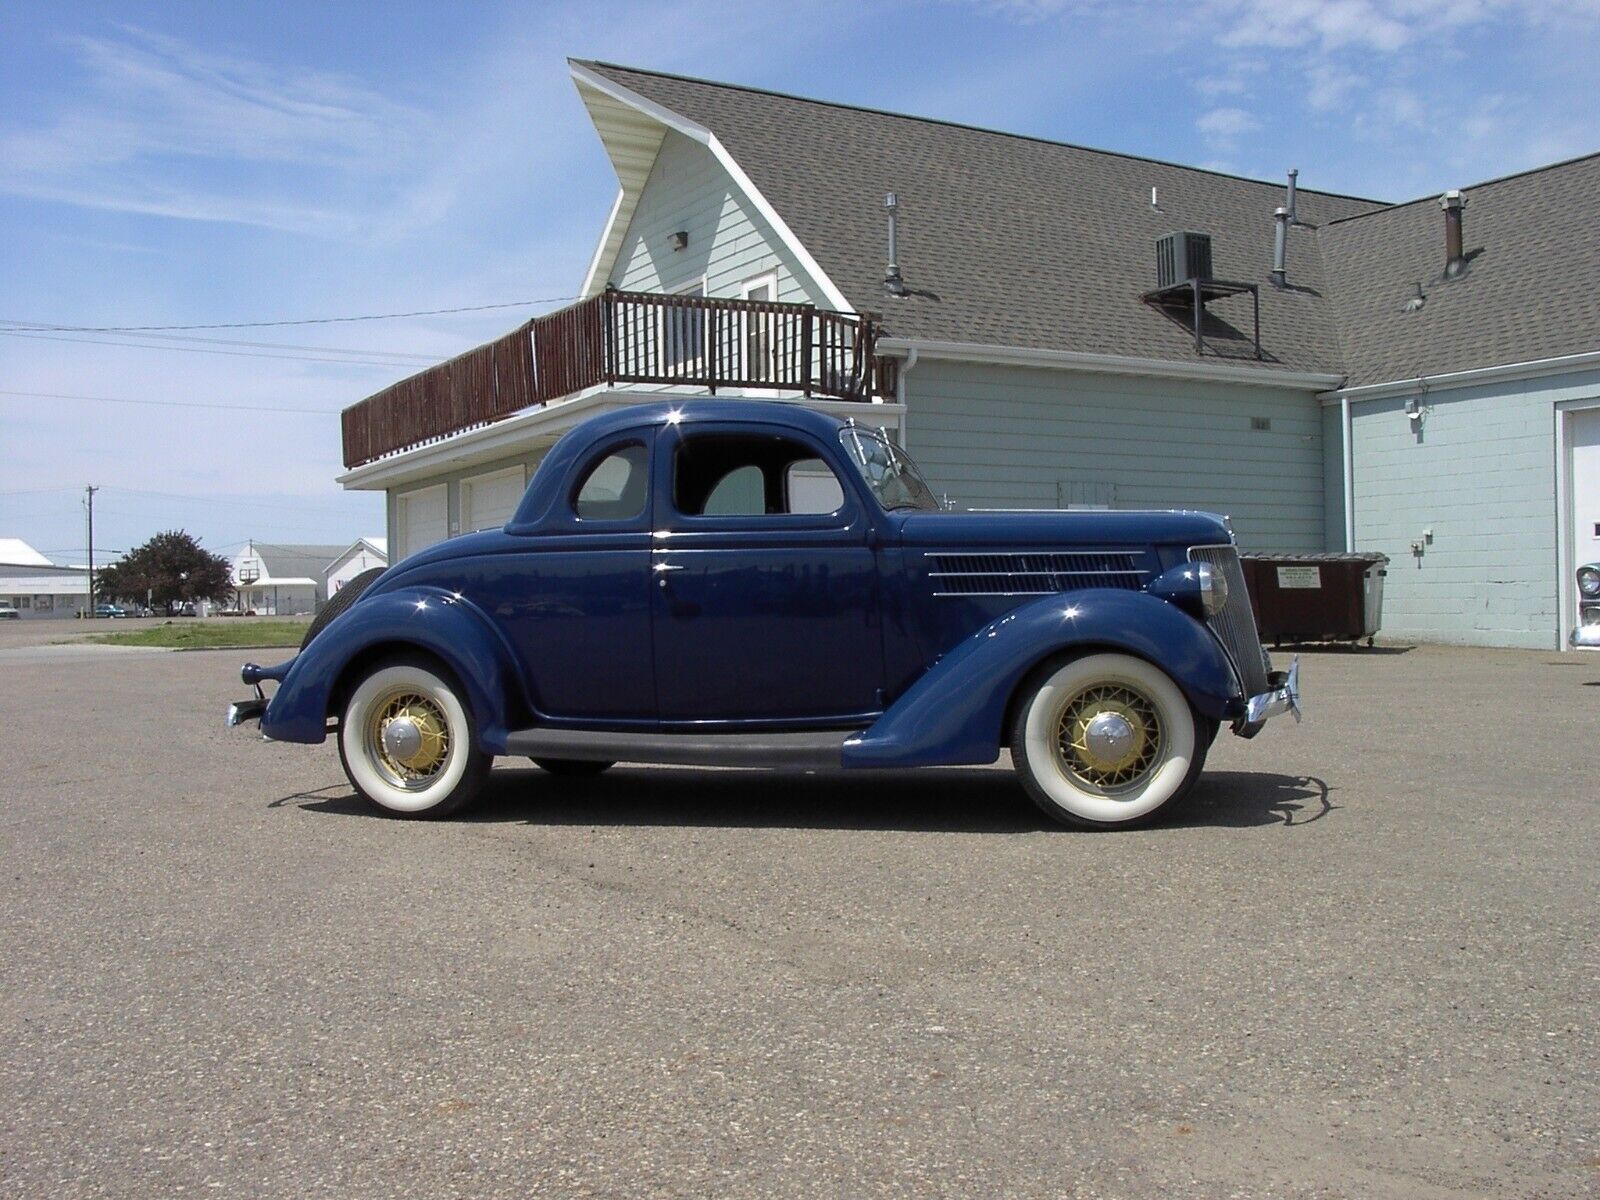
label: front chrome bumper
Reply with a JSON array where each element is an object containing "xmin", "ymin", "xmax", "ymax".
[
  {"xmin": 1235, "ymin": 656, "xmax": 1300, "ymax": 737},
  {"xmin": 1571, "ymin": 623, "xmax": 1600, "ymax": 649}
]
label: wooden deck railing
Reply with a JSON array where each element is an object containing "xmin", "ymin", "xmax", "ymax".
[{"xmin": 341, "ymin": 290, "xmax": 888, "ymax": 468}]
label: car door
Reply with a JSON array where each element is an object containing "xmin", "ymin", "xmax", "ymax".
[
  {"xmin": 485, "ymin": 433, "xmax": 657, "ymax": 724},
  {"xmin": 649, "ymin": 422, "xmax": 885, "ymax": 725}
]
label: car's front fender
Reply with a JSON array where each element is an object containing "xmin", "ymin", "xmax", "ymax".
[
  {"xmin": 843, "ymin": 588, "xmax": 1240, "ymax": 769},
  {"xmin": 259, "ymin": 587, "xmax": 526, "ymax": 752}
]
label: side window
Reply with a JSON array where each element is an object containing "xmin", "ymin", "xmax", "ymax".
[
  {"xmin": 574, "ymin": 443, "xmax": 649, "ymax": 521},
  {"xmin": 786, "ymin": 458, "xmax": 845, "ymax": 515},
  {"xmin": 704, "ymin": 465, "xmax": 766, "ymax": 515},
  {"xmin": 674, "ymin": 435, "xmax": 849, "ymax": 518}
]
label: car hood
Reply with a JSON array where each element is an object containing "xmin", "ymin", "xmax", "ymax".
[{"xmin": 895, "ymin": 509, "xmax": 1232, "ymax": 549}]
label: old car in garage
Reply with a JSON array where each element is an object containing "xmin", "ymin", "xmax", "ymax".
[
  {"xmin": 1573, "ymin": 561, "xmax": 1600, "ymax": 648},
  {"xmin": 228, "ymin": 401, "xmax": 1300, "ymax": 828}
]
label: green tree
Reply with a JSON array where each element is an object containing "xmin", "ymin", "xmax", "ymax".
[{"xmin": 97, "ymin": 531, "xmax": 234, "ymax": 611}]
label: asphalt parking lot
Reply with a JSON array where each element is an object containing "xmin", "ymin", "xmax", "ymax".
[{"xmin": 1, "ymin": 633, "xmax": 1596, "ymax": 1198}]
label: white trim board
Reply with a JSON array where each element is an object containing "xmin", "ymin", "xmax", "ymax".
[
  {"xmin": 877, "ymin": 337, "xmax": 1344, "ymax": 391},
  {"xmin": 337, "ymin": 387, "xmax": 906, "ymax": 491},
  {"xmin": 1555, "ymin": 396, "xmax": 1600, "ymax": 651},
  {"xmin": 1319, "ymin": 348, "xmax": 1600, "ymax": 405},
  {"xmin": 570, "ymin": 61, "xmax": 854, "ymax": 313}
]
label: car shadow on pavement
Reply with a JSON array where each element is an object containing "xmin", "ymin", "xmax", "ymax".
[
  {"xmin": 276, "ymin": 767, "xmax": 1334, "ymax": 834},
  {"xmin": 1169, "ymin": 771, "xmax": 1334, "ymax": 828}
]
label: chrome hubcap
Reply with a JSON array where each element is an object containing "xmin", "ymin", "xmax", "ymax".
[
  {"xmin": 1082, "ymin": 711, "xmax": 1137, "ymax": 770},
  {"xmin": 381, "ymin": 716, "xmax": 424, "ymax": 764}
]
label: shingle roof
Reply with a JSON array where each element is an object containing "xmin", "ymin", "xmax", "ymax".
[
  {"xmin": 580, "ymin": 61, "xmax": 1383, "ymax": 375},
  {"xmin": 0, "ymin": 538, "xmax": 53, "ymax": 567},
  {"xmin": 1318, "ymin": 153, "xmax": 1600, "ymax": 387},
  {"xmin": 578, "ymin": 62, "xmax": 1600, "ymax": 388},
  {"xmin": 250, "ymin": 543, "xmax": 347, "ymax": 583}
]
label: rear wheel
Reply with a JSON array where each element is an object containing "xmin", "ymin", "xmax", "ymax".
[
  {"xmin": 531, "ymin": 758, "xmax": 614, "ymax": 777},
  {"xmin": 338, "ymin": 656, "xmax": 491, "ymax": 818},
  {"xmin": 1011, "ymin": 652, "xmax": 1206, "ymax": 829}
]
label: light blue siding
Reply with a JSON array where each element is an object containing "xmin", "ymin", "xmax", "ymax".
[
  {"xmin": 905, "ymin": 360, "xmax": 1327, "ymax": 554},
  {"xmin": 1322, "ymin": 402, "xmax": 1347, "ymax": 552},
  {"xmin": 608, "ymin": 131, "xmax": 826, "ymax": 305},
  {"xmin": 1344, "ymin": 368, "xmax": 1600, "ymax": 650}
]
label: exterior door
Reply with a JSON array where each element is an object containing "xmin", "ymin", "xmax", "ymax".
[
  {"xmin": 650, "ymin": 425, "xmax": 884, "ymax": 724},
  {"xmin": 488, "ymin": 437, "xmax": 656, "ymax": 723},
  {"xmin": 1572, "ymin": 409, "xmax": 1600, "ymax": 572},
  {"xmin": 395, "ymin": 484, "xmax": 448, "ymax": 560}
]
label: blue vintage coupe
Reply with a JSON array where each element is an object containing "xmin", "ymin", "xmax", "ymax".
[{"xmin": 228, "ymin": 401, "xmax": 1299, "ymax": 827}]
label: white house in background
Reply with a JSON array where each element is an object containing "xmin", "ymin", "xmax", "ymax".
[
  {"xmin": 325, "ymin": 537, "xmax": 389, "ymax": 595},
  {"xmin": 230, "ymin": 541, "xmax": 346, "ymax": 615},
  {"xmin": 0, "ymin": 538, "xmax": 92, "ymax": 618}
]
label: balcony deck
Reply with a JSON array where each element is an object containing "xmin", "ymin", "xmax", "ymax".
[{"xmin": 340, "ymin": 290, "xmax": 891, "ymax": 468}]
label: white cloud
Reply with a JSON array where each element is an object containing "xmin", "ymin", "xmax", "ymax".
[
  {"xmin": 1195, "ymin": 105, "xmax": 1262, "ymax": 145},
  {"xmin": 0, "ymin": 26, "xmax": 435, "ymax": 235}
]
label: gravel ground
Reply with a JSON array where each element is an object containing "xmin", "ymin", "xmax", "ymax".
[{"xmin": 0, "ymin": 643, "xmax": 1596, "ymax": 1198}]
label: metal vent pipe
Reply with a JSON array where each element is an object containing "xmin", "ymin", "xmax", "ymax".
[
  {"xmin": 884, "ymin": 193, "xmax": 906, "ymax": 296},
  {"xmin": 1441, "ymin": 190, "xmax": 1468, "ymax": 277},
  {"xmin": 1270, "ymin": 206, "xmax": 1289, "ymax": 288},
  {"xmin": 1286, "ymin": 168, "xmax": 1299, "ymax": 224}
]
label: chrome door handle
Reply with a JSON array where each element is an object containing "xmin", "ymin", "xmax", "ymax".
[{"xmin": 652, "ymin": 562, "xmax": 684, "ymax": 572}]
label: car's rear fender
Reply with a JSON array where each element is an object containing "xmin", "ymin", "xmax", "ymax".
[
  {"xmin": 843, "ymin": 588, "xmax": 1240, "ymax": 769},
  {"xmin": 259, "ymin": 587, "xmax": 528, "ymax": 751}
]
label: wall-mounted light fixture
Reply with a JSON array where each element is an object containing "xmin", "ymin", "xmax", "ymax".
[{"xmin": 669, "ymin": 231, "xmax": 688, "ymax": 252}]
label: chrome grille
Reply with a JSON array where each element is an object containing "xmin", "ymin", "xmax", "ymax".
[
  {"xmin": 926, "ymin": 551, "xmax": 1147, "ymax": 597},
  {"xmin": 1188, "ymin": 544, "xmax": 1269, "ymax": 696}
]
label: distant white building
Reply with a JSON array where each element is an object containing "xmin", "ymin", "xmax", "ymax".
[
  {"xmin": 0, "ymin": 539, "xmax": 92, "ymax": 618},
  {"xmin": 325, "ymin": 537, "xmax": 389, "ymax": 595},
  {"xmin": 230, "ymin": 541, "xmax": 347, "ymax": 616}
]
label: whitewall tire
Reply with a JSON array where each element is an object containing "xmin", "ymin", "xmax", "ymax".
[
  {"xmin": 338, "ymin": 657, "xmax": 491, "ymax": 818},
  {"xmin": 1010, "ymin": 652, "xmax": 1205, "ymax": 829}
]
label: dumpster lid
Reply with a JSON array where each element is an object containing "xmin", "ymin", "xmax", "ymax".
[{"xmin": 1240, "ymin": 551, "xmax": 1390, "ymax": 565}]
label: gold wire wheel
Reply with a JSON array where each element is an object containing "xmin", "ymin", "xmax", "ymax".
[
  {"xmin": 365, "ymin": 690, "xmax": 452, "ymax": 791},
  {"xmin": 1053, "ymin": 682, "xmax": 1164, "ymax": 793}
]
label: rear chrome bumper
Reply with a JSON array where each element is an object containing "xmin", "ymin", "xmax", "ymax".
[
  {"xmin": 226, "ymin": 697, "xmax": 267, "ymax": 727},
  {"xmin": 1571, "ymin": 623, "xmax": 1600, "ymax": 649},
  {"xmin": 1234, "ymin": 656, "xmax": 1300, "ymax": 738}
]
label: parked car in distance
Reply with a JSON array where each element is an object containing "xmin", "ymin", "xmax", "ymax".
[
  {"xmin": 228, "ymin": 402, "xmax": 1300, "ymax": 828},
  {"xmin": 0, "ymin": 601, "xmax": 19, "ymax": 620},
  {"xmin": 92, "ymin": 603, "xmax": 127, "ymax": 618},
  {"xmin": 1573, "ymin": 561, "xmax": 1600, "ymax": 648}
]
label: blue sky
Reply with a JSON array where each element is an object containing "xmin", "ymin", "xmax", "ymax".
[{"xmin": 4, "ymin": 0, "xmax": 1598, "ymax": 563}]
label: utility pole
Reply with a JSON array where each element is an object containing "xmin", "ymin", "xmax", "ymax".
[{"xmin": 85, "ymin": 485, "xmax": 99, "ymax": 618}]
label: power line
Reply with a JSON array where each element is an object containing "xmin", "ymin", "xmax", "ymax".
[
  {"xmin": 0, "ymin": 329, "xmax": 427, "ymax": 367},
  {"xmin": 0, "ymin": 295, "xmax": 578, "ymax": 333},
  {"xmin": 0, "ymin": 321, "xmax": 438, "ymax": 362},
  {"xmin": 0, "ymin": 389, "xmax": 337, "ymax": 415}
]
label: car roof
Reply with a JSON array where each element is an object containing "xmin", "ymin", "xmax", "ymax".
[{"xmin": 569, "ymin": 400, "xmax": 861, "ymax": 443}]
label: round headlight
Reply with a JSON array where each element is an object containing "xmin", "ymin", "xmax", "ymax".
[
  {"xmin": 1196, "ymin": 561, "xmax": 1229, "ymax": 616},
  {"xmin": 1579, "ymin": 566, "xmax": 1600, "ymax": 597}
]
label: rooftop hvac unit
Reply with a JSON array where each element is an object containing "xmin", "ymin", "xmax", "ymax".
[{"xmin": 1156, "ymin": 231, "xmax": 1213, "ymax": 289}]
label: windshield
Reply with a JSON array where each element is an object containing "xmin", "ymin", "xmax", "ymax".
[{"xmin": 839, "ymin": 427, "xmax": 941, "ymax": 512}]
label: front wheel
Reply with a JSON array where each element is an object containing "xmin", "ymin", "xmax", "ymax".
[
  {"xmin": 1010, "ymin": 653, "xmax": 1206, "ymax": 829},
  {"xmin": 338, "ymin": 656, "xmax": 491, "ymax": 818}
]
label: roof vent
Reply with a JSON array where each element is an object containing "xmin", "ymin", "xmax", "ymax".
[
  {"xmin": 883, "ymin": 192, "xmax": 906, "ymax": 297},
  {"xmin": 1440, "ymin": 190, "xmax": 1469, "ymax": 279},
  {"xmin": 1156, "ymin": 231, "xmax": 1212, "ymax": 289},
  {"xmin": 1270, "ymin": 207, "xmax": 1289, "ymax": 289}
]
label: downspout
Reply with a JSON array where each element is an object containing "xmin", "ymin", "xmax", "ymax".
[
  {"xmin": 896, "ymin": 346, "xmax": 920, "ymax": 448},
  {"xmin": 1341, "ymin": 393, "xmax": 1355, "ymax": 551}
]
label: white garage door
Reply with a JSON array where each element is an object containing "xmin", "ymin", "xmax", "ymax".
[
  {"xmin": 395, "ymin": 484, "xmax": 448, "ymax": 560},
  {"xmin": 461, "ymin": 466, "xmax": 526, "ymax": 533}
]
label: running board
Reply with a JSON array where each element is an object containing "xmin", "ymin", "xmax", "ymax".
[{"xmin": 504, "ymin": 728, "xmax": 851, "ymax": 770}]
